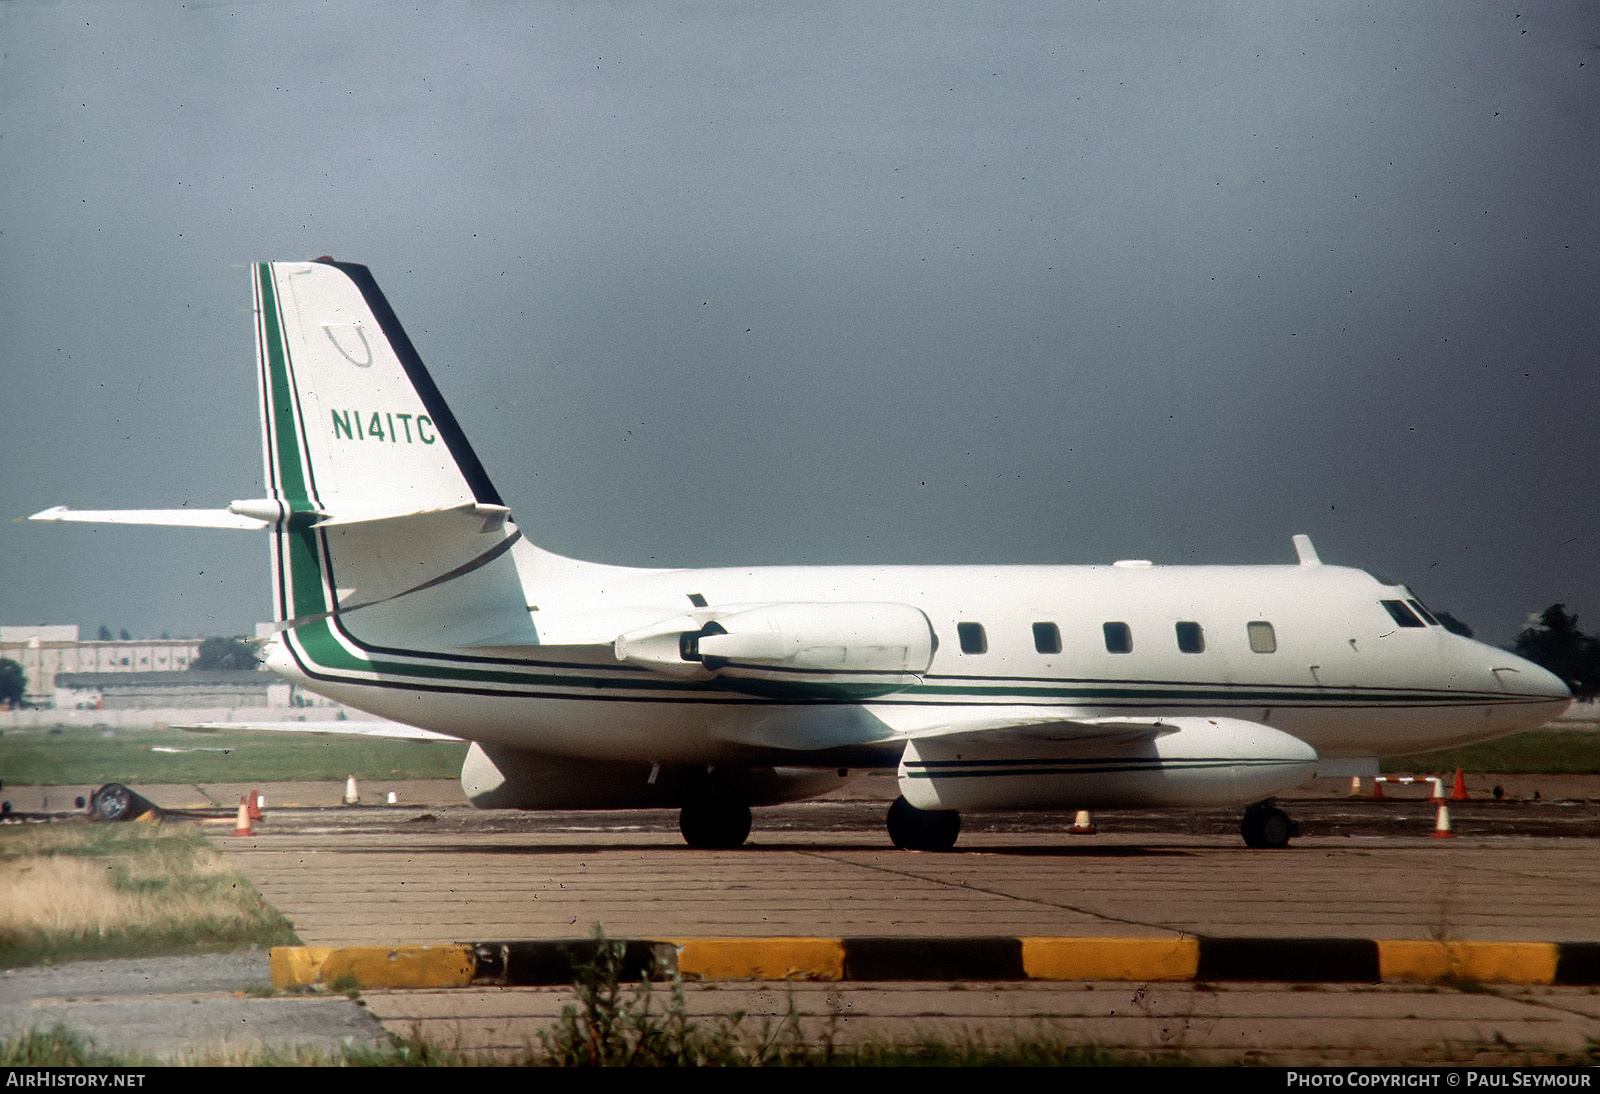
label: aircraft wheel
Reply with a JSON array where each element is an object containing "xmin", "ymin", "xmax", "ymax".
[
  {"xmin": 1240, "ymin": 803, "xmax": 1296, "ymax": 849},
  {"xmin": 678, "ymin": 798, "xmax": 752, "ymax": 849},
  {"xmin": 886, "ymin": 796, "xmax": 961, "ymax": 851},
  {"xmin": 90, "ymin": 783, "xmax": 134, "ymax": 822}
]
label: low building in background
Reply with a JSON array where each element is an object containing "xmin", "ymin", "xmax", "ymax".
[
  {"xmin": 2, "ymin": 626, "xmax": 204, "ymax": 706},
  {"xmin": 1, "ymin": 623, "xmax": 347, "ymax": 717}
]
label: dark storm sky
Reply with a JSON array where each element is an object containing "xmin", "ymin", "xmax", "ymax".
[{"xmin": 1, "ymin": 2, "xmax": 1596, "ymax": 645}]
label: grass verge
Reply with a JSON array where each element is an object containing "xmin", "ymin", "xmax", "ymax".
[
  {"xmin": 1382, "ymin": 730, "xmax": 1600, "ymax": 775},
  {"xmin": 0, "ymin": 724, "xmax": 469, "ymax": 785},
  {"xmin": 0, "ymin": 822, "xmax": 299, "ymax": 968}
]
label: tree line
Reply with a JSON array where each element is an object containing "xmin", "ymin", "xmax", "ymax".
[{"xmin": 1511, "ymin": 605, "xmax": 1599, "ymax": 701}]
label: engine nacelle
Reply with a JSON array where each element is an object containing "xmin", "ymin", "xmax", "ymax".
[
  {"xmin": 615, "ymin": 602, "xmax": 936, "ymax": 695},
  {"xmin": 897, "ymin": 717, "xmax": 1319, "ymax": 811}
]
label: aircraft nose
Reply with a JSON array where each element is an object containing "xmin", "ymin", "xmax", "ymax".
[{"xmin": 1519, "ymin": 658, "xmax": 1574, "ymax": 703}]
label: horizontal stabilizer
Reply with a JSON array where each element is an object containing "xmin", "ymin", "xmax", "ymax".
[
  {"xmin": 312, "ymin": 501, "xmax": 511, "ymax": 532},
  {"xmin": 27, "ymin": 506, "xmax": 267, "ymax": 530}
]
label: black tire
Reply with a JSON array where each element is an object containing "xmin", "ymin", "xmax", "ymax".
[
  {"xmin": 678, "ymin": 798, "xmax": 752, "ymax": 849},
  {"xmin": 90, "ymin": 783, "xmax": 135, "ymax": 822},
  {"xmin": 886, "ymin": 796, "xmax": 961, "ymax": 851},
  {"xmin": 1241, "ymin": 804, "xmax": 1295, "ymax": 849}
]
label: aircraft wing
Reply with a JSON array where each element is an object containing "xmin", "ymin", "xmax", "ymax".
[
  {"xmin": 709, "ymin": 704, "xmax": 1177, "ymax": 756},
  {"xmin": 174, "ymin": 719, "xmax": 461, "ymax": 741},
  {"xmin": 895, "ymin": 711, "xmax": 1180, "ymax": 747}
]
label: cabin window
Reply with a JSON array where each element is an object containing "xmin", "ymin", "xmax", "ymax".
[
  {"xmin": 1380, "ymin": 600, "xmax": 1426, "ymax": 628},
  {"xmin": 1032, "ymin": 622, "xmax": 1061, "ymax": 655},
  {"xmin": 1247, "ymin": 621, "xmax": 1276, "ymax": 653},
  {"xmin": 1175, "ymin": 621, "xmax": 1205, "ymax": 653},
  {"xmin": 957, "ymin": 622, "xmax": 988, "ymax": 654},
  {"xmin": 1407, "ymin": 599, "xmax": 1440, "ymax": 626},
  {"xmin": 1102, "ymin": 621, "xmax": 1132, "ymax": 654}
]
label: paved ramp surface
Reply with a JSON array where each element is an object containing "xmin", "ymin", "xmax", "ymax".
[
  {"xmin": 0, "ymin": 954, "xmax": 388, "ymax": 1062},
  {"xmin": 211, "ymin": 804, "xmax": 1600, "ymax": 1064},
  {"xmin": 358, "ymin": 980, "xmax": 1600, "ymax": 1065},
  {"xmin": 224, "ymin": 824, "xmax": 1599, "ymax": 943}
]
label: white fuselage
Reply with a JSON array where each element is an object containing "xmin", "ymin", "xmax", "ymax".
[{"xmin": 266, "ymin": 541, "xmax": 1571, "ymax": 768}]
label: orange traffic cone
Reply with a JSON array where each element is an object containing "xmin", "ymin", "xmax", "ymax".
[
  {"xmin": 233, "ymin": 796, "xmax": 252, "ymax": 836},
  {"xmin": 1372, "ymin": 779, "xmax": 1384, "ymax": 799},
  {"xmin": 1431, "ymin": 800, "xmax": 1455, "ymax": 839},
  {"xmin": 1450, "ymin": 768, "xmax": 1469, "ymax": 801},
  {"xmin": 1069, "ymin": 810, "xmax": 1097, "ymax": 835},
  {"xmin": 247, "ymin": 789, "xmax": 263, "ymax": 821}
]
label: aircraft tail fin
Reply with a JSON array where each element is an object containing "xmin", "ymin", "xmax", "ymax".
[
  {"xmin": 254, "ymin": 259, "xmax": 502, "ymax": 520},
  {"xmin": 253, "ymin": 260, "xmax": 532, "ymax": 642}
]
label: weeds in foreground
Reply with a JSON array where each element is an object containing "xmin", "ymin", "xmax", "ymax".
[
  {"xmin": 527, "ymin": 927, "xmax": 1185, "ymax": 1066},
  {"xmin": 536, "ymin": 927, "xmax": 806, "ymax": 1066},
  {"xmin": 0, "ymin": 1027, "xmax": 144, "ymax": 1067},
  {"xmin": 0, "ymin": 1021, "xmax": 1184, "ymax": 1067}
]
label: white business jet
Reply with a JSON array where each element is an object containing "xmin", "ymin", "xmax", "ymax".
[{"xmin": 31, "ymin": 259, "xmax": 1572, "ymax": 850}]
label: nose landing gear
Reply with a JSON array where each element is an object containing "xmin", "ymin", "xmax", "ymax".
[{"xmin": 1240, "ymin": 801, "xmax": 1297, "ymax": 849}]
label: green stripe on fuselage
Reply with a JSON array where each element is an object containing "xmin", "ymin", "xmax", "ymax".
[{"xmin": 281, "ymin": 620, "xmax": 1520, "ymax": 709}]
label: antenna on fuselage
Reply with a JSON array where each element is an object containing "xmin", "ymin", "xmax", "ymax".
[{"xmin": 1292, "ymin": 534, "xmax": 1322, "ymax": 567}]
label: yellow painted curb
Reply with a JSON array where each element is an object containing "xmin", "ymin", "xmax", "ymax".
[
  {"xmin": 269, "ymin": 945, "xmax": 477, "ymax": 989},
  {"xmin": 1377, "ymin": 940, "xmax": 1559, "ymax": 985},
  {"xmin": 1022, "ymin": 936, "xmax": 1200, "ymax": 981},
  {"xmin": 270, "ymin": 946, "xmax": 335, "ymax": 989},
  {"xmin": 675, "ymin": 937, "xmax": 847, "ymax": 981}
]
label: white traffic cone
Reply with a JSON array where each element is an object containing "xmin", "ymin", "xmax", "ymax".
[
  {"xmin": 343, "ymin": 774, "xmax": 360, "ymax": 806},
  {"xmin": 1431, "ymin": 800, "xmax": 1455, "ymax": 839}
]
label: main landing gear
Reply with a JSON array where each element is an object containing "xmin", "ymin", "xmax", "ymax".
[
  {"xmin": 1240, "ymin": 800, "xmax": 1298, "ymax": 849},
  {"xmin": 678, "ymin": 796, "xmax": 753, "ymax": 849},
  {"xmin": 886, "ymin": 796, "xmax": 961, "ymax": 852}
]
